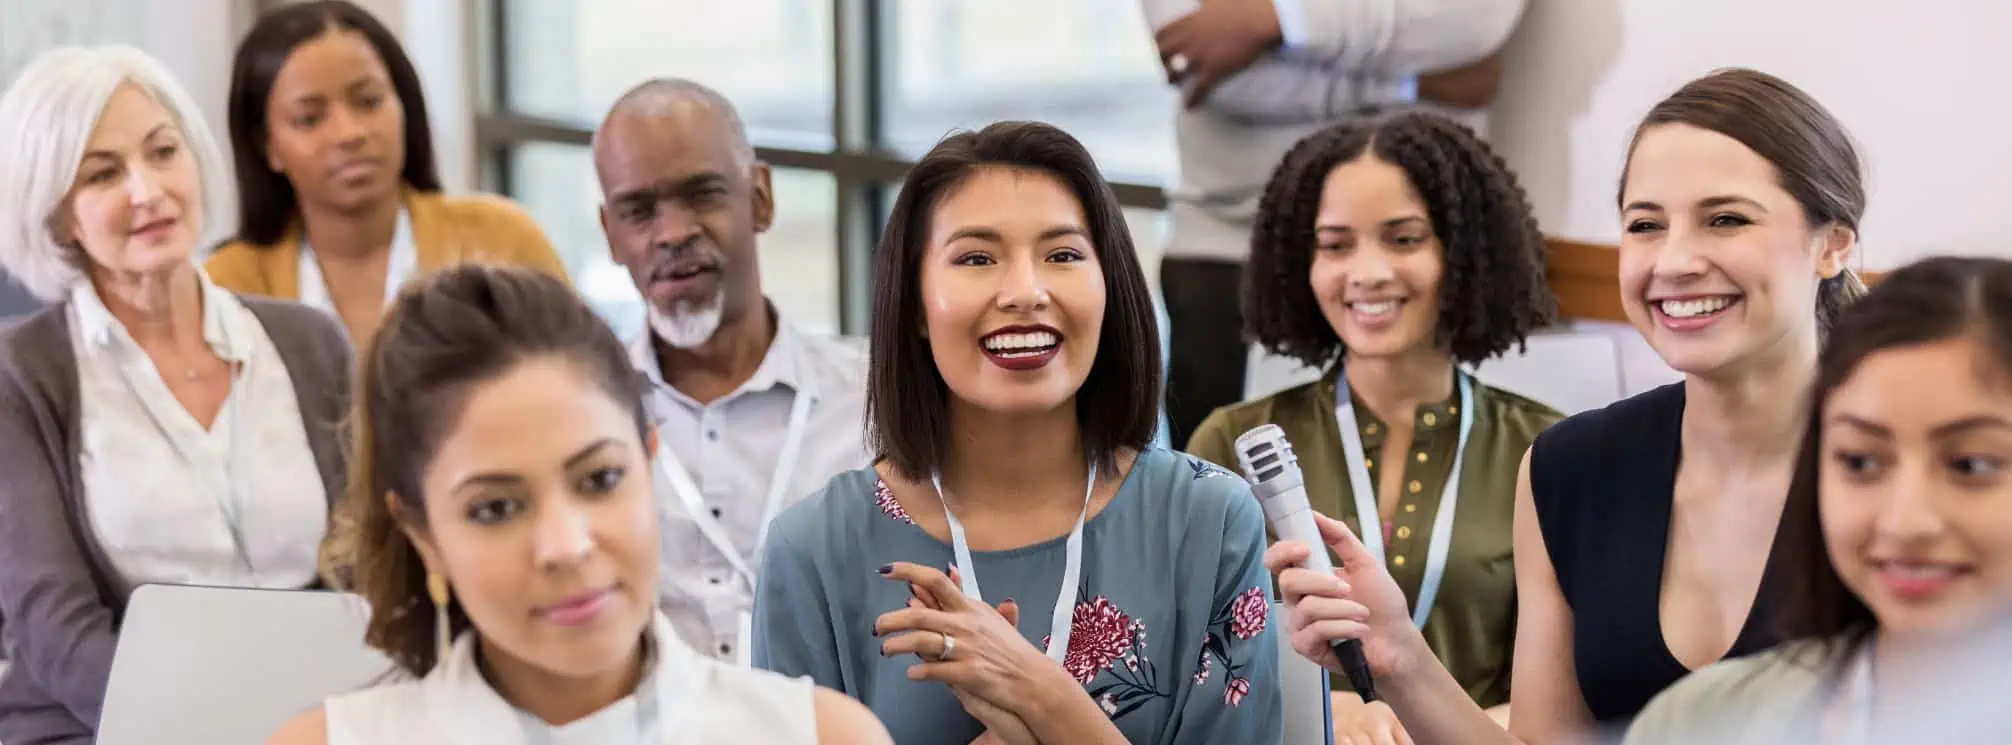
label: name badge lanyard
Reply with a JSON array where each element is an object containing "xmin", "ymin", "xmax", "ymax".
[
  {"xmin": 932, "ymin": 467, "xmax": 1096, "ymax": 666},
  {"xmin": 653, "ymin": 387, "xmax": 815, "ymax": 587},
  {"xmin": 1334, "ymin": 372, "xmax": 1474, "ymax": 629}
]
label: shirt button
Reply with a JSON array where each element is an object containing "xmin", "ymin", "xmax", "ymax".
[
  {"xmin": 1422, "ymin": 412, "xmax": 1438, "ymax": 427},
  {"xmin": 1393, "ymin": 555, "xmax": 1408, "ymax": 567},
  {"xmin": 717, "ymin": 642, "xmax": 733, "ymax": 656},
  {"xmin": 1364, "ymin": 423, "xmax": 1379, "ymax": 436},
  {"xmin": 1407, "ymin": 480, "xmax": 1423, "ymax": 494},
  {"xmin": 1364, "ymin": 457, "xmax": 1374, "ymax": 470},
  {"xmin": 1415, "ymin": 451, "xmax": 1428, "ymax": 463},
  {"xmin": 709, "ymin": 576, "xmax": 724, "ymax": 586},
  {"xmin": 706, "ymin": 429, "xmax": 720, "ymax": 441},
  {"xmin": 1404, "ymin": 504, "xmax": 1417, "ymax": 513},
  {"xmin": 1396, "ymin": 526, "xmax": 1412, "ymax": 540},
  {"xmin": 710, "ymin": 506, "xmax": 724, "ymax": 518}
]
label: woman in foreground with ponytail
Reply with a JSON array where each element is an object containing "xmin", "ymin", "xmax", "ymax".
[
  {"xmin": 1265, "ymin": 67, "xmax": 1869, "ymax": 744},
  {"xmin": 265, "ymin": 264, "xmax": 889, "ymax": 744}
]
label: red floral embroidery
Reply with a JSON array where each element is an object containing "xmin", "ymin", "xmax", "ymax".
[
  {"xmin": 1230, "ymin": 587, "xmax": 1268, "ymax": 640},
  {"xmin": 1223, "ymin": 676, "xmax": 1250, "ymax": 707},
  {"xmin": 872, "ymin": 480, "xmax": 915, "ymax": 525},
  {"xmin": 1043, "ymin": 597, "xmax": 1140, "ymax": 685}
]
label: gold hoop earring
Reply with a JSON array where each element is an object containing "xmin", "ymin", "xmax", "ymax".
[{"xmin": 427, "ymin": 572, "xmax": 451, "ymax": 665}]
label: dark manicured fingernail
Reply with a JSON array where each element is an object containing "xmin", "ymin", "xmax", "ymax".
[
  {"xmin": 871, "ymin": 623, "xmax": 880, "ymax": 637},
  {"xmin": 877, "ymin": 564, "xmax": 892, "ymax": 574}
]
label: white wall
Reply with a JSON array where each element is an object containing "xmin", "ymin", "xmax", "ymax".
[{"xmin": 1491, "ymin": 0, "xmax": 2012, "ymax": 270}]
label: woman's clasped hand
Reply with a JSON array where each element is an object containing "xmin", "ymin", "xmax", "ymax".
[{"xmin": 874, "ymin": 562, "xmax": 1079, "ymax": 745}]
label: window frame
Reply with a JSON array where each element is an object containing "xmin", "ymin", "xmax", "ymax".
[{"xmin": 476, "ymin": 0, "xmax": 1168, "ymax": 335}]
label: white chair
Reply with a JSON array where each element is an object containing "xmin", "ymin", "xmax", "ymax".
[
  {"xmin": 1276, "ymin": 601, "xmax": 1335, "ymax": 745},
  {"xmin": 98, "ymin": 585, "xmax": 391, "ymax": 745}
]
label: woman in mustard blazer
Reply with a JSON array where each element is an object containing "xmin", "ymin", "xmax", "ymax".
[{"xmin": 206, "ymin": 1, "xmax": 567, "ymax": 342}]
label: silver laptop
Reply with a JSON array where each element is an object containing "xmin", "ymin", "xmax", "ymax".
[
  {"xmin": 1275, "ymin": 602, "xmax": 1336, "ymax": 745},
  {"xmin": 99, "ymin": 585, "xmax": 393, "ymax": 745}
]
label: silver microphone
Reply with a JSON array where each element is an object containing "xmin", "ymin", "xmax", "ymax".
[{"xmin": 1234, "ymin": 423, "xmax": 1378, "ymax": 701}]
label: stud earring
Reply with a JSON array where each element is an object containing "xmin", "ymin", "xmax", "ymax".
[{"xmin": 427, "ymin": 572, "xmax": 451, "ymax": 664}]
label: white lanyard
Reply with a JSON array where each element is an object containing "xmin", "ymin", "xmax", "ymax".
[
  {"xmin": 652, "ymin": 388, "xmax": 815, "ymax": 586},
  {"xmin": 932, "ymin": 467, "xmax": 1096, "ymax": 666},
  {"xmin": 297, "ymin": 210, "xmax": 417, "ymax": 322},
  {"xmin": 1334, "ymin": 371, "xmax": 1474, "ymax": 629}
]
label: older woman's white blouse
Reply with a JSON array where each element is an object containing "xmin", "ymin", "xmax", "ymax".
[{"xmin": 68, "ymin": 270, "xmax": 327, "ymax": 590}]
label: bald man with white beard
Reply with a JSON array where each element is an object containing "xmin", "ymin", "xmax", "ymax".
[{"xmin": 593, "ymin": 78, "xmax": 870, "ymax": 665}]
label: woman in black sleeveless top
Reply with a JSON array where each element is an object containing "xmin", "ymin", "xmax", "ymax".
[
  {"xmin": 1528, "ymin": 383, "xmax": 1789, "ymax": 724},
  {"xmin": 1263, "ymin": 67, "xmax": 1872, "ymax": 744}
]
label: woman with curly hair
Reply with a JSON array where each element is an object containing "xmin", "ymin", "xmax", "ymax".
[{"xmin": 1187, "ymin": 111, "xmax": 1561, "ymax": 743}]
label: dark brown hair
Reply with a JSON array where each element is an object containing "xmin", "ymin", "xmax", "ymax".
[
  {"xmin": 323, "ymin": 264, "xmax": 646, "ymax": 676},
  {"xmin": 1773, "ymin": 256, "xmax": 2012, "ymax": 651},
  {"xmin": 1245, "ymin": 112, "xmax": 1555, "ymax": 369},
  {"xmin": 869, "ymin": 121, "xmax": 1161, "ymax": 480},
  {"xmin": 1621, "ymin": 68, "xmax": 1868, "ymax": 334},
  {"xmin": 226, "ymin": 0, "xmax": 441, "ymax": 246}
]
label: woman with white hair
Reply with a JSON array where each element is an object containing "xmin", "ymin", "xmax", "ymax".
[{"xmin": 0, "ymin": 46, "xmax": 351, "ymax": 744}]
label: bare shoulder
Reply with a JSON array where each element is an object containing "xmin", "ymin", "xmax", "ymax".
[
  {"xmin": 811, "ymin": 687, "xmax": 893, "ymax": 745},
  {"xmin": 265, "ymin": 706, "xmax": 329, "ymax": 745}
]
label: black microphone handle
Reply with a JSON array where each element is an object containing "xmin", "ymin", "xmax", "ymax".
[{"xmin": 1334, "ymin": 638, "xmax": 1378, "ymax": 702}]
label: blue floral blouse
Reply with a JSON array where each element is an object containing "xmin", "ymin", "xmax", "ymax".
[{"xmin": 750, "ymin": 448, "xmax": 1284, "ymax": 744}]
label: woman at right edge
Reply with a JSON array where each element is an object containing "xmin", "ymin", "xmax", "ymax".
[{"xmin": 1266, "ymin": 67, "xmax": 1867, "ymax": 743}]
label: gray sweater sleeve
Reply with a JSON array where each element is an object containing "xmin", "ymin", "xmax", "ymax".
[{"xmin": 0, "ymin": 372, "xmax": 117, "ymax": 728}]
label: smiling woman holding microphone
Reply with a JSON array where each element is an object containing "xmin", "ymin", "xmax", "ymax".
[{"xmin": 1265, "ymin": 68, "xmax": 1870, "ymax": 744}]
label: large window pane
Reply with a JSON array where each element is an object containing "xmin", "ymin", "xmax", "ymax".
[
  {"xmin": 500, "ymin": 0, "xmax": 833, "ymax": 147},
  {"xmin": 881, "ymin": 0, "xmax": 1176, "ymax": 182},
  {"xmin": 507, "ymin": 143, "xmax": 841, "ymax": 341}
]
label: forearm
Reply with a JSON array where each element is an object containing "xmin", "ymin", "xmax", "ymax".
[
  {"xmin": 1191, "ymin": 60, "xmax": 1415, "ymax": 124},
  {"xmin": 1380, "ymin": 643, "xmax": 1522, "ymax": 745},
  {"xmin": 1026, "ymin": 675, "xmax": 1127, "ymax": 745},
  {"xmin": 1485, "ymin": 702, "xmax": 1512, "ymax": 728}
]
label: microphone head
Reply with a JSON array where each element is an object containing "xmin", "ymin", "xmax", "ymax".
[
  {"xmin": 1233, "ymin": 423, "xmax": 1298, "ymax": 483},
  {"xmin": 1233, "ymin": 424, "xmax": 1305, "ymax": 499}
]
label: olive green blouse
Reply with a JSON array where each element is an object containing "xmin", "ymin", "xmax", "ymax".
[{"xmin": 1187, "ymin": 372, "xmax": 1562, "ymax": 707}]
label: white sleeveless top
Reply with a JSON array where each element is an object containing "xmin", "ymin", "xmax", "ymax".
[{"xmin": 323, "ymin": 613, "xmax": 817, "ymax": 745}]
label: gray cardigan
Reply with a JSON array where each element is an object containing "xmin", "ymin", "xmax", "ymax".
[{"xmin": 0, "ymin": 296, "xmax": 351, "ymax": 744}]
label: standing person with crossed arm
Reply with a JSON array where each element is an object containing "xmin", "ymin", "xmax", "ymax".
[
  {"xmin": 1140, "ymin": 0, "xmax": 1527, "ymax": 447},
  {"xmin": 1265, "ymin": 68, "xmax": 1871, "ymax": 743}
]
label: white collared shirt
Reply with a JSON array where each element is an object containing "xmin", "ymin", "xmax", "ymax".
[
  {"xmin": 631, "ymin": 315, "xmax": 870, "ymax": 662},
  {"xmin": 297, "ymin": 207, "xmax": 418, "ymax": 325},
  {"xmin": 68, "ymin": 269, "xmax": 328, "ymax": 590}
]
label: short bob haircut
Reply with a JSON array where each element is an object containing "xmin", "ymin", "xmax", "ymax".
[
  {"xmin": 1772, "ymin": 255, "xmax": 2012, "ymax": 655},
  {"xmin": 869, "ymin": 121, "xmax": 1162, "ymax": 480},
  {"xmin": 1245, "ymin": 112, "xmax": 1555, "ymax": 369},
  {"xmin": 226, "ymin": 0, "xmax": 440, "ymax": 246},
  {"xmin": 0, "ymin": 45, "xmax": 233, "ymax": 302}
]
